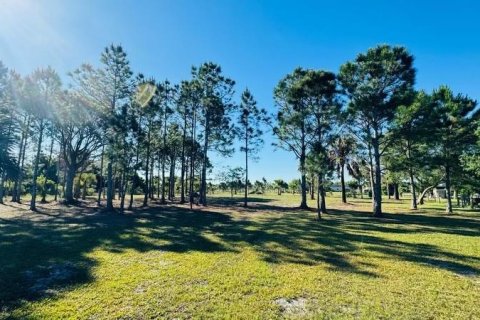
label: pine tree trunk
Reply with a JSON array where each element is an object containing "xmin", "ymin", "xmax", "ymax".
[
  {"xmin": 200, "ymin": 122, "xmax": 209, "ymax": 206},
  {"xmin": 106, "ymin": 162, "xmax": 114, "ymax": 210},
  {"xmin": 30, "ymin": 120, "xmax": 45, "ymax": 211},
  {"xmin": 82, "ymin": 178, "xmax": 87, "ymax": 200},
  {"xmin": 180, "ymin": 114, "xmax": 187, "ymax": 203},
  {"xmin": 386, "ymin": 178, "xmax": 391, "ymax": 199},
  {"xmin": 54, "ymin": 144, "xmax": 62, "ymax": 202},
  {"xmin": 41, "ymin": 138, "xmax": 54, "ymax": 203},
  {"xmin": 0, "ymin": 173, "xmax": 6, "ymax": 204},
  {"xmin": 445, "ymin": 165, "xmax": 453, "ymax": 214},
  {"xmin": 62, "ymin": 165, "xmax": 67, "ymax": 198},
  {"xmin": 340, "ymin": 161, "xmax": 346, "ymax": 203},
  {"xmin": 169, "ymin": 156, "xmax": 175, "ymax": 200},
  {"xmin": 189, "ymin": 108, "xmax": 197, "ymax": 209},
  {"xmin": 97, "ymin": 145, "xmax": 105, "ymax": 205},
  {"xmin": 310, "ymin": 174, "xmax": 315, "ymax": 200},
  {"xmin": 244, "ymin": 130, "xmax": 248, "ymax": 207},
  {"xmin": 119, "ymin": 170, "xmax": 126, "ymax": 212},
  {"xmin": 149, "ymin": 159, "xmax": 154, "ymax": 199},
  {"xmin": 394, "ymin": 183, "xmax": 400, "ymax": 200},
  {"xmin": 75, "ymin": 171, "xmax": 83, "ymax": 199},
  {"xmin": 300, "ymin": 152, "xmax": 308, "ymax": 209},
  {"xmin": 407, "ymin": 141, "xmax": 417, "ymax": 209},
  {"xmin": 368, "ymin": 144, "xmax": 375, "ymax": 201},
  {"xmin": 172, "ymin": 158, "xmax": 176, "ymax": 198},
  {"xmin": 317, "ymin": 174, "xmax": 327, "ymax": 218},
  {"xmin": 157, "ymin": 156, "xmax": 162, "ymax": 200},
  {"xmin": 372, "ymin": 138, "xmax": 382, "ymax": 217},
  {"xmin": 161, "ymin": 154, "xmax": 166, "ymax": 204},
  {"xmin": 157, "ymin": 157, "xmax": 161, "ymax": 199},
  {"xmin": 128, "ymin": 145, "xmax": 138, "ymax": 211},
  {"xmin": 112, "ymin": 164, "xmax": 117, "ymax": 200},
  {"xmin": 409, "ymin": 169, "xmax": 417, "ymax": 209},
  {"xmin": 316, "ymin": 175, "xmax": 321, "ymax": 219},
  {"xmin": 143, "ymin": 128, "xmax": 151, "ymax": 207},
  {"xmin": 64, "ymin": 164, "xmax": 77, "ymax": 204},
  {"xmin": 12, "ymin": 114, "xmax": 29, "ymax": 202}
]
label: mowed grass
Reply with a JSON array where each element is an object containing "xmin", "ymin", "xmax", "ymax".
[{"xmin": 1, "ymin": 193, "xmax": 479, "ymax": 319}]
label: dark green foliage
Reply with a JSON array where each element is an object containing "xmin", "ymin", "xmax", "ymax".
[
  {"xmin": 274, "ymin": 68, "xmax": 340, "ymax": 211},
  {"xmin": 428, "ymin": 86, "xmax": 478, "ymax": 213},
  {"xmin": 339, "ymin": 45, "xmax": 416, "ymax": 216},
  {"xmin": 192, "ymin": 62, "xmax": 236, "ymax": 206},
  {"xmin": 0, "ymin": 62, "xmax": 18, "ymax": 182}
]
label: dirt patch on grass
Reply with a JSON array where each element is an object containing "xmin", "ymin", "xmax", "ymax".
[
  {"xmin": 24, "ymin": 262, "xmax": 82, "ymax": 297},
  {"xmin": 275, "ymin": 297, "xmax": 308, "ymax": 317}
]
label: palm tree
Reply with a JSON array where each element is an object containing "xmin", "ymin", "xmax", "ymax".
[{"xmin": 331, "ymin": 135, "xmax": 356, "ymax": 203}]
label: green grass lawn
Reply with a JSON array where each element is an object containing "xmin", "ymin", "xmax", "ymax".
[{"xmin": 1, "ymin": 193, "xmax": 479, "ymax": 319}]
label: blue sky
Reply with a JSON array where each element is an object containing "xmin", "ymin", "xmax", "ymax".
[{"xmin": 1, "ymin": 0, "xmax": 479, "ymax": 182}]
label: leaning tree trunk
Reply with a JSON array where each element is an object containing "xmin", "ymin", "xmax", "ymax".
[{"xmin": 418, "ymin": 186, "xmax": 434, "ymax": 205}]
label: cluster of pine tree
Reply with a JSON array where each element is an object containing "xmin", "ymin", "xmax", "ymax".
[
  {"xmin": 0, "ymin": 45, "xmax": 267, "ymax": 211},
  {"xmin": 273, "ymin": 45, "xmax": 480, "ymax": 217},
  {"xmin": 0, "ymin": 44, "xmax": 479, "ymax": 216}
]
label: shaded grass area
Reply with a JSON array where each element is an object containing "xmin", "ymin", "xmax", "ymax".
[{"xmin": 1, "ymin": 194, "xmax": 479, "ymax": 319}]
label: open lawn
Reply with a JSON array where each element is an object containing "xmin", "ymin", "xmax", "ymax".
[{"xmin": 1, "ymin": 193, "xmax": 479, "ymax": 319}]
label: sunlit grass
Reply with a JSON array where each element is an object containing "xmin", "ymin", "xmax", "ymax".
[{"xmin": 1, "ymin": 192, "xmax": 479, "ymax": 319}]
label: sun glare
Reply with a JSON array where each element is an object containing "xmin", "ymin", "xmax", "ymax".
[{"xmin": 0, "ymin": 0, "xmax": 69, "ymax": 71}]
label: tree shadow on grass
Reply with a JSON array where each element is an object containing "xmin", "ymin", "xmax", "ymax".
[
  {"xmin": 0, "ymin": 205, "xmax": 234, "ymax": 312},
  {"xmin": 207, "ymin": 196, "xmax": 276, "ymax": 207},
  {"xmin": 232, "ymin": 208, "xmax": 480, "ymax": 276},
  {"xmin": 1, "ymin": 200, "xmax": 480, "ymax": 315}
]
